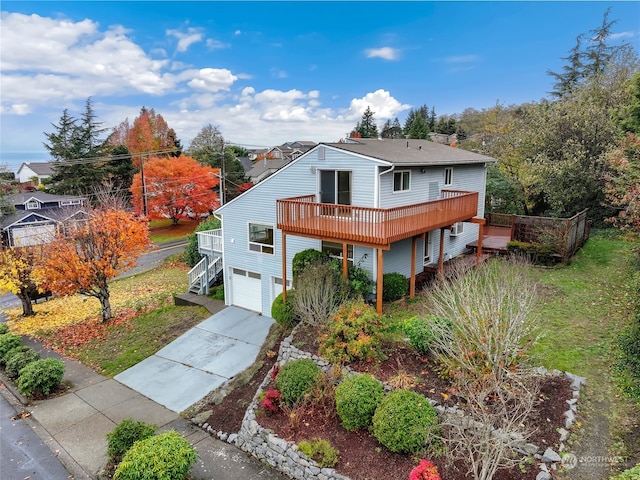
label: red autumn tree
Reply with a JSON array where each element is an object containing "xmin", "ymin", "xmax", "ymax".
[
  {"xmin": 130, "ymin": 155, "xmax": 220, "ymax": 225},
  {"xmin": 34, "ymin": 208, "xmax": 152, "ymax": 322},
  {"xmin": 108, "ymin": 107, "xmax": 180, "ymax": 165}
]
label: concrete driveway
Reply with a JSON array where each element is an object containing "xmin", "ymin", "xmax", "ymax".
[{"xmin": 115, "ymin": 306, "xmax": 273, "ymax": 413}]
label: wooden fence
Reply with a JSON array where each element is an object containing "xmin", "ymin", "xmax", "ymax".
[{"xmin": 485, "ymin": 210, "xmax": 591, "ymax": 261}]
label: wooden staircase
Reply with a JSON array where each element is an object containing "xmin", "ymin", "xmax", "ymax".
[{"xmin": 188, "ymin": 254, "xmax": 223, "ymax": 295}]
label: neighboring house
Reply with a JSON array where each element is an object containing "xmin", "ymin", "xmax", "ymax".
[
  {"xmin": 191, "ymin": 138, "xmax": 496, "ymax": 316},
  {"xmin": 16, "ymin": 162, "xmax": 55, "ymax": 186},
  {"xmin": 1, "ymin": 192, "xmax": 86, "ymax": 247},
  {"xmin": 246, "ymin": 157, "xmax": 293, "ymax": 184}
]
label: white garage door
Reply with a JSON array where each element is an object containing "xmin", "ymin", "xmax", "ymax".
[
  {"xmin": 12, "ymin": 224, "xmax": 56, "ymax": 247},
  {"xmin": 231, "ymin": 268, "xmax": 262, "ymax": 313}
]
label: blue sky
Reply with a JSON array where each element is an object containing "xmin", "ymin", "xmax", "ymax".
[{"xmin": 1, "ymin": 1, "xmax": 639, "ymax": 172}]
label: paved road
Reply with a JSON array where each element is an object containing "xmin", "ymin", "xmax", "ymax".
[{"xmin": 0, "ymin": 388, "xmax": 72, "ymax": 479}]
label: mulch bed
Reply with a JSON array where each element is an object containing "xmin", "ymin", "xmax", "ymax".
[{"xmin": 201, "ymin": 324, "xmax": 573, "ymax": 480}]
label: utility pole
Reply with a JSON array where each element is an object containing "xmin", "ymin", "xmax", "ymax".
[
  {"xmin": 220, "ymin": 139, "xmax": 225, "ymax": 206},
  {"xmin": 140, "ymin": 153, "xmax": 148, "ymax": 216}
]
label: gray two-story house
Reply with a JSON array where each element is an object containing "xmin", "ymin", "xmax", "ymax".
[{"xmin": 191, "ymin": 138, "xmax": 496, "ymax": 316}]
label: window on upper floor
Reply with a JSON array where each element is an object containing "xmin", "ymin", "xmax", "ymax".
[
  {"xmin": 444, "ymin": 167, "xmax": 453, "ymax": 186},
  {"xmin": 248, "ymin": 223, "xmax": 274, "ymax": 254},
  {"xmin": 393, "ymin": 171, "xmax": 411, "ymax": 192},
  {"xmin": 26, "ymin": 199, "xmax": 40, "ymax": 210}
]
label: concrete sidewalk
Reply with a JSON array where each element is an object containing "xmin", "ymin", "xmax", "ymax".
[{"xmin": 0, "ymin": 314, "xmax": 286, "ymax": 480}]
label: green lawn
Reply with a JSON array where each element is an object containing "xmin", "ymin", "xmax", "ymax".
[
  {"xmin": 148, "ymin": 218, "xmax": 199, "ymax": 243},
  {"xmin": 79, "ymin": 304, "xmax": 210, "ymax": 377}
]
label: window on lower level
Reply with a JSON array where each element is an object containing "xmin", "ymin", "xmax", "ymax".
[
  {"xmin": 444, "ymin": 167, "xmax": 453, "ymax": 186},
  {"xmin": 248, "ymin": 223, "xmax": 274, "ymax": 254},
  {"xmin": 322, "ymin": 241, "xmax": 354, "ymax": 266}
]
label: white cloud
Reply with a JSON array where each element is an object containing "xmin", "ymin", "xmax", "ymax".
[
  {"xmin": 443, "ymin": 55, "xmax": 479, "ymax": 64},
  {"xmin": 206, "ymin": 38, "xmax": 228, "ymax": 50},
  {"xmin": 271, "ymin": 68, "xmax": 288, "ymax": 79},
  {"xmin": 344, "ymin": 89, "xmax": 410, "ymax": 120},
  {"xmin": 609, "ymin": 31, "xmax": 635, "ymax": 41},
  {"xmin": 0, "ymin": 12, "xmax": 177, "ymax": 113},
  {"xmin": 187, "ymin": 68, "xmax": 238, "ymax": 92},
  {"xmin": 167, "ymin": 27, "xmax": 203, "ymax": 53},
  {"xmin": 364, "ymin": 47, "xmax": 400, "ymax": 60}
]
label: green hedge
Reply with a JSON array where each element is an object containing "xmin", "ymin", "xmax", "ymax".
[
  {"xmin": 271, "ymin": 291, "xmax": 298, "ymax": 328},
  {"xmin": 382, "ymin": 272, "xmax": 408, "ymax": 302},
  {"xmin": 113, "ymin": 431, "xmax": 197, "ymax": 480},
  {"xmin": 106, "ymin": 418, "xmax": 157, "ymax": 463},
  {"xmin": 372, "ymin": 389, "xmax": 439, "ymax": 454},
  {"xmin": 275, "ymin": 359, "xmax": 321, "ymax": 407},
  {"xmin": 506, "ymin": 240, "xmax": 556, "ymax": 266},
  {"xmin": 335, "ymin": 373, "xmax": 384, "ymax": 431},
  {"xmin": 17, "ymin": 358, "xmax": 65, "ymax": 397},
  {"xmin": 4, "ymin": 346, "xmax": 40, "ymax": 378}
]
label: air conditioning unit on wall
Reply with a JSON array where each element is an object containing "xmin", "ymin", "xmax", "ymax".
[{"xmin": 450, "ymin": 222, "xmax": 464, "ymax": 236}]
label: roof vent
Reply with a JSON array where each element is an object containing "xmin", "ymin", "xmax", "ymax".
[
  {"xmin": 406, "ymin": 141, "xmax": 409, "ymax": 148},
  {"xmin": 419, "ymin": 145, "xmax": 422, "ymax": 150}
]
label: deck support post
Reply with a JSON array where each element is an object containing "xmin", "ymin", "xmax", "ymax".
[
  {"xmin": 410, "ymin": 236, "xmax": 417, "ymax": 298},
  {"xmin": 438, "ymin": 228, "xmax": 446, "ymax": 280},
  {"xmin": 472, "ymin": 217, "xmax": 486, "ymax": 264},
  {"xmin": 376, "ymin": 248, "xmax": 383, "ymax": 314},
  {"xmin": 342, "ymin": 243, "xmax": 348, "ymax": 278},
  {"xmin": 282, "ymin": 231, "xmax": 287, "ymax": 302}
]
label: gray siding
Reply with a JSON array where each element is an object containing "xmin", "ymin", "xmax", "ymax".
[{"xmin": 217, "ymin": 147, "xmax": 489, "ymax": 315}]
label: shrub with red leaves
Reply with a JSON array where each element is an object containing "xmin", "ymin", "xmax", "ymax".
[
  {"xmin": 262, "ymin": 389, "xmax": 281, "ymax": 414},
  {"xmin": 409, "ymin": 459, "xmax": 441, "ymax": 480}
]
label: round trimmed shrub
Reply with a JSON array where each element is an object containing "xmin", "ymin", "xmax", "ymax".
[
  {"xmin": 4, "ymin": 346, "xmax": 40, "ymax": 378},
  {"xmin": 0, "ymin": 333, "xmax": 22, "ymax": 362},
  {"xmin": 402, "ymin": 316, "xmax": 452, "ymax": 355},
  {"xmin": 106, "ymin": 418, "xmax": 157, "ymax": 463},
  {"xmin": 292, "ymin": 249, "xmax": 330, "ymax": 281},
  {"xmin": 275, "ymin": 359, "xmax": 322, "ymax": 407},
  {"xmin": 0, "ymin": 323, "xmax": 9, "ymax": 335},
  {"xmin": 382, "ymin": 272, "xmax": 408, "ymax": 302},
  {"xmin": 113, "ymin": 431, "xmax": 197, "ymax": 480},
  {"xmin": 335, "ymin": 373, "xmax": 384, "ymax": 431},
  {"xmin": 372, "ymin": 389, "xmax": 439, "ymax": 454},
  {"xmin": 17, "ymin": 358, "xmax": 65, "ymax": 397},
  {"xmin": 271, "ymin": 291, "xmax": 298, "ymax": 327}
]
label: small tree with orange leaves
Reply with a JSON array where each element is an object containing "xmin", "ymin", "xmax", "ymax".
[
  {"xmin": 0, "ymin": 246, "xmax": 45, "ymax": 317},
  {"xmin": 131, "ymin": 156, "xmax": 220, "ymax": 225},
  {"xmin": 34, "ymin": 208, "xmax": 152, "ymax": 322}
]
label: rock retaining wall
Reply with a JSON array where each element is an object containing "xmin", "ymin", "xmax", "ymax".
[{"xmin": 194, "ymin": 327, "xmax": 586, "ymax": 480}]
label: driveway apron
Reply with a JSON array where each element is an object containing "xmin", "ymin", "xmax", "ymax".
[{"xmin": 115, "ymin": 306, "xmax": 273, "ymax": 413}]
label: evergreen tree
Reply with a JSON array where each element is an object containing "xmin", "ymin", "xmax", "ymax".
[
  {"xmin": 45, "ymin": 98, "xmax": 109, "ymax": 195},
  {"xmin": 105, "ymin": 145, "xmax": 135, "ymax": 200},
  {"xmin": 380, "ymin": 118, "xmax": 403, "ymax": 138},
  {"xmin": 403, "ymin": 105, "xmax": 431, "ymax": 138},
  {"xmin": 353, "ymin": 107, "xmax": 379, "ymax": 138}
]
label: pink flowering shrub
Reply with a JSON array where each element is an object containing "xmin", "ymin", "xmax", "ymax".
[{"xmin": 409, "ymin": 460, "xmax": 441, "ymax": 480}]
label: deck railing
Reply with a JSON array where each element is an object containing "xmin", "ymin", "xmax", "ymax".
[
  {"xmin": 197, "ymin": 229, "xmax": 223, "ymax": 253},
  {"xmin": 277, "ymin": 190, "xmax": 478, "ymax": 246}
]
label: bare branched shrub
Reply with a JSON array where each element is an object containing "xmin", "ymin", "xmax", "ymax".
[
  {"xmin": 442, "ymin": 376, "xmax": 539, "ymax": 480},
  {"xmin": 426, "ymin": 257, "xmax": 541, "ymax": 386},
  {"xmin": 291, "ymin": 261, "xmax": 352, "ymax": 327},
  {"xmin": 426, "ymin": 257, "xmax": 542, "ymax": 480}
]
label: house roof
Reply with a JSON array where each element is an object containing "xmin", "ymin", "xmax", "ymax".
[
  {"xmin": 323, "ymin": 138, "xmax": 497, "ymax": 167},
  {"xmin": 1, "ymin": 206, "xmax": 86, "ymax": 230},
  {"xmin": 246, "ymin": 158, "xmax": 292, "ymax": 181},
  {"xmin": 17, "ymin": 162, "xmax": 55, "ymax": 176},
  {"xmin": 8, "ymin": 191, "xmax": 86, "ymax": 206}
]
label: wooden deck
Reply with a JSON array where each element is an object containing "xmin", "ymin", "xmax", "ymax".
[
  {"xmin": 277, "ymin": 190, "xmax": 479, "ymax": 247},
  {"xmin": 466, "ymin": 226, "xmax": 511, "ymax": 254}
]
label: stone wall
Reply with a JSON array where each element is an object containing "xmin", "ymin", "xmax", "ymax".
[{"xmin": 194, "ymin": 327, "xmax": 585, "ymax": 480}]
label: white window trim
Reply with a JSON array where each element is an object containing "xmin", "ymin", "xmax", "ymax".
[
  {"xmin": 248, "ymin": 222, "xmax": 275, "ymax": 255},
  {"xmin": 60, "ymin": 199, "xmax": 81, "ymax": 207},
  {"xmin": 321, "ymin": 241, "xmax": 354, "ymax": 266},
  {"xmin": 444, "ymin": 167, "xmax": 453, "ymax": 186},
  {"xmin": 26, "ymin": 199, "xmax": 40, "ymax": 210},
  {"xmin": 393, "ymin": 170, "xmax": 411, "ymax": 193},
  {"xmin": 450, "ymin": 222, "xmax": 464, "ymax": 236}
]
